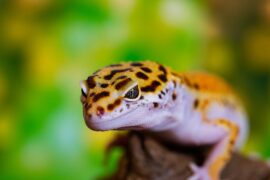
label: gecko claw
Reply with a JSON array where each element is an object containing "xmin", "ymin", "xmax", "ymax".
[{"xmin": 188, "ymin": 163, "xmax": 211, "ymax": 180}]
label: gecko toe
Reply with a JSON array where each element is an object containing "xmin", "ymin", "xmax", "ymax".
[{"xmin": 188, "ymin": 163, "xmax": 211, "ymax": 180}]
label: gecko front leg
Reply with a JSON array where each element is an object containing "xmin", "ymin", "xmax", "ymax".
[{"xmin": 189, "ymin": 119, "xmax": 239, "ymax": 180}]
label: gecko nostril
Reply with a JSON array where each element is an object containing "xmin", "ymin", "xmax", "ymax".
[
  {"xmin": 84, "ymin": 103, "xmax": 92, "ymax": 109},
  {"xmin": 96, "ymin": 106, "xmax": 105, "ymax": 116}
]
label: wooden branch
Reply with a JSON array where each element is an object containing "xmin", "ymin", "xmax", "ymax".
[{"xmin": 104, "ymin": 132, "xmax": 270, "ymax": 180}]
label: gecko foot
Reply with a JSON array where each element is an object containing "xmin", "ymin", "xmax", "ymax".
[{"xmin": 188, "ymin": 163, "xmax": 211, "ymax": 180}]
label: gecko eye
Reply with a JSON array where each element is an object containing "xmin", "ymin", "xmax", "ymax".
[
  {"xmin": 80, "ymin": 81, "xmax": 88, "ymax": 97},
  {"xmin": 124, "ymin": 85, "xmax": 140, "ymax": 101},
  {"xmin": 81, "ymin": 89, "xmax": 87, "ymax": 97}
]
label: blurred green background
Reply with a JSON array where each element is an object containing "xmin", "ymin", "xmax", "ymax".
[{"xmin": 0, "ymin": 0, "xmax": 269, "ymax": 179}]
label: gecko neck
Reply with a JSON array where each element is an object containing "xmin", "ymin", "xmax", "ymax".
[{"xmin": 147, "ymin": 77, "xmax": 188, "ymax": 132}]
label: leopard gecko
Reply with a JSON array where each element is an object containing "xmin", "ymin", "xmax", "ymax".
[{"xmin": 80, "ymin": 61, "xmax": 248, "ymax": 180}]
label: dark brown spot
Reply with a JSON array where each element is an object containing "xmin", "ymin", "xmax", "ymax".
[
  {"xmin": 87, "ymin": 76, "xmax": 96, "ymax": 89},
  {"xmin": 104, "ymin": 68, "xmax": 131, "ymax": 80},
  {"xmin": 153, "ymin": 102, "xmax": 159, "ymax": 108},
  {"xmin": 194, "ymin": 99, "xmax": 199, "ymax": 109},
  {"xmin": 158, "ymin": 74, "xmax": 167, "ymax": 82},
  {"xmin": 108, "ymin": 63, "xmax": 122, "ymax": 67},
  {"xmin": 107, "ymin": 98, "xmax": 122, "ymax": 111},
  {"xmin": 115, "ymin": 78, "xmax": 132, "ymax": 90},
  {"xmin": 172, "ymin": 93, "xmax": 177, "ymax": 101},
  {"xmin": 100, "ymin": 83, "xmax": 109, "ymax": 88},
  {"xmin": 107, "ymin": 104, "xmax": 114, "ymax": 111},
  {"xmin": 112, "ymin": 75, "xmax": 128, "ymax": 85},
  {"xmin": 136, "ymin": 72, "xmax": 149, "ymax": 80},
  {"xmin": 116, "ymin": 75, "xmax": 127, "ymax": 80},
  {"xmin": 159, "ymin": 65, "xmax": 167, "ymax": 75},
  {"xmin": 93, "ymin": 91, "xmax": 110, "ymax": 102},
  {"xmin": 161, "ymin": 91, "xmax": 165, "ymax": 95},
  {"xmin": 141, "ymin": 80, "xmax": 161, "ymax": 92},
  {"xmin": 158, "ymin": 94, "xmax": 162, "ymax": 99},
  {"xmin": 126, "ymin": 104, "xmax": 130, "ymax": 108},
  {"xmin": 130, "ymin": 62, "xmax": 143, "ymax": 66},
  {"xmin": 140, "ymin": 67, "xmax": 152, "ymax": 73},
  {"xmin": 194, "ymin": 83, "xmax": 200, "ymax": 90},
  {"xmin": 115, "ymin": 99, "xmax": 121, "ymax": 106},
  {"xmin": 96, "ymin": 106, "xmax": 105, "ymax": 116},
  {"xmin": 140, "ymin": 96, "xmax": 144, "ymax": 100}
]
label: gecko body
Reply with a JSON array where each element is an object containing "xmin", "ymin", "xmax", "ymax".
[{"xmin": 80, "ymin": 61, "xmax": 248, "ymax": 180}]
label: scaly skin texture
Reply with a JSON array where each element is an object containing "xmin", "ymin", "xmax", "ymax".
[{"xmin": 80, "ymin": 61, "xmax": 248, "ymax": 180}]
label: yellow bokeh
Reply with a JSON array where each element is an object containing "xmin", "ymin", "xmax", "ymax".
[
  {"xmin": 0, "ymin": 112, "xmax": 15, "ymax": 150},
  {"xmin": 26, "ymin": 35, "xmax": 63, "ymax": 87}
]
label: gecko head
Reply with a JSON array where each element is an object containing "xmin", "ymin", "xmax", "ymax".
[{"xmin": 80, "ymin": 61, "xmax": 178, "ymax": 131}]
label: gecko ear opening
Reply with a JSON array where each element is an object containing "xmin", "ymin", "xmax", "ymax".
[
  {"xmin": 123, "ymin": 83, "xmax": 141, "ymax": 101},
  {"xmin": 80, "ymin": 81, "xmax": 88, "ymax": 97}
]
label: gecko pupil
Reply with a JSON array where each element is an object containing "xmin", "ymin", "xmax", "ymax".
[{"xmin": 124, "ymin": 85, "xmax": 139, "ymax": 100}]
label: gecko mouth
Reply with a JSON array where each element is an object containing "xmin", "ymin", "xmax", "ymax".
[
  {"xmin": 117, "ymin": 125, "xmax": 144, "ymax": 130},
  {"xmin": 85, "ymin": 106, "xmax": 143, "ymax": 131}
]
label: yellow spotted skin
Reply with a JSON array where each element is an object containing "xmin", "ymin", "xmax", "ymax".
[
  {"xmin": 81, "ymin": 61, "xmax": 240, "ymax": 116},
  {"xmin": 80, "ymin": 61, "xmax": 247, "ymax": 180},
  {"xmin": 81, "ymin": 61, "xmax": 178, "ymax": 117}
]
